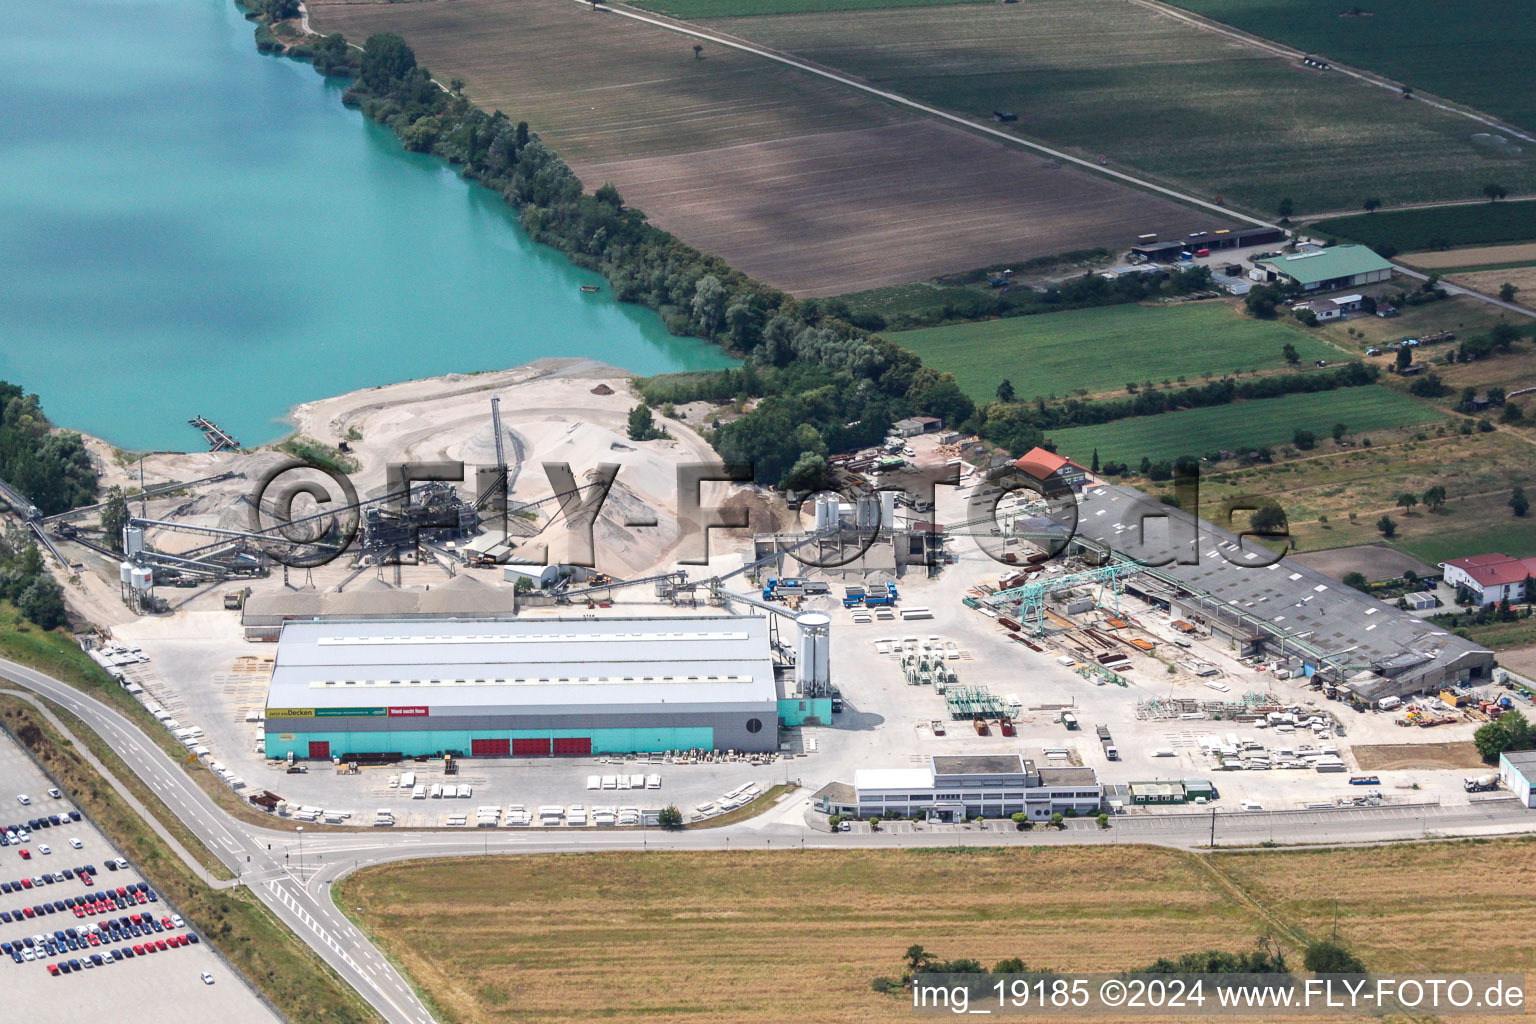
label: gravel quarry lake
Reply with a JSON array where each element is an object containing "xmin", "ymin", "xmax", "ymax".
[{"xmin": 0, "ymin": 0, "xmax": 732, "ymax": 452}]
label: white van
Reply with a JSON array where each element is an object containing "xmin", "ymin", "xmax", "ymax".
[
  {"xmin": 1239, "ymin": 799, "xmax": 1264, "ymax": 811},
  {"xmin": 1378, "ymin": 696, "xmax": 1403, "ymax": 711}
]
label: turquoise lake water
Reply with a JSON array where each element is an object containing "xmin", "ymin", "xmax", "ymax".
[{"xmin": 0, "ymin": 0, "xmax": 733, "ymax": 451}]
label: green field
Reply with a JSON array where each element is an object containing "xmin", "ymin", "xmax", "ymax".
[
  {"xmin": 1168, "ymin": 0, "xmax": 1536, "ymax": 132},
  {"xmin": 715, "ymin": 0, "xmax": 1536, "ymax": 211},
  {"xmin": 1047, "ymin": 387, "xmax": 1442, "ymax": 465},
  {"xmin": 634, "ymin": 0, "xmax": 985, "ymax": 17},
  {"xmin": 1396, "ymin": 518, "xmax": 1536, "ymax": 566},
  {"xmin": 1314, "ymin": 200, "xmax": 1536, "ymax": 253},
  {"xmin": 712, "ymin": 0, "xmax": 1536, "ymax": 213},
  {"xmin": 893, "ymin": 301, "xmax": 1341, "ymax": 401}
]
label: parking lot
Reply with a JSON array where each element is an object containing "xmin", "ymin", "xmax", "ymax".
[{"xmin": 0, "ymin": 731, "xmax": 279, "ymax": 1023}]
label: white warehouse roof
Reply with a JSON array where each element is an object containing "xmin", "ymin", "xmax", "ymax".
[{"xmin": 267, "ymin": 615, "xmax": 777, "ymax": 715}]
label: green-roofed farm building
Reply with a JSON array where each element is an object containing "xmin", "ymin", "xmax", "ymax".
[{"xmin": 1255, "ymin": 245, "xmax": 1394, "ymax": 293}]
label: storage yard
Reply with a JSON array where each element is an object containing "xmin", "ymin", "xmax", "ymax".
[{"xmin": 32, "ymin": 367, "xmax": 1532, "ymax": 844}]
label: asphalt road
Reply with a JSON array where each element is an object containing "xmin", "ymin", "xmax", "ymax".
[{"xmin": 4, "ymin": 656, "xmax": 1534, "ymax": 1024}]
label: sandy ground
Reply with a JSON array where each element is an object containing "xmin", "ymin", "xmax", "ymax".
[
  {"xmin": 52, "ymin": 358, "xmax": 768, "ymax": 630},
  {"xmin": 1402, "ymin": 243, "xmax": 1536, "ymax": 270}
]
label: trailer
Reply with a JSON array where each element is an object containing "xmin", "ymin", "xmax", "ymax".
[{"xmin": 1062, "ymin": 712, "xmax": 1079, "ymax": 730}]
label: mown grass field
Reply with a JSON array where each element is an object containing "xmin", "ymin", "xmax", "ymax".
[
  {"xmin": 1193, "ymin": 430, "xmax": 1536, "ymax": 559},
  {"xmin": 337, "ymin": 842, "xmax": 1536, "ymax": 1024},
  {"xmin": 1047, "ymin": 387, "xmax": 1440, "ymax": 466},
  {"xmin": 634, "ymin": 0, "xmax": 985, "ymax": 17},
  {"xmin": 1403, "ymin": 243, "xmax": 1536, "ymax": 271},
  {"xmin": 1315, "ymin": 200, "xmax": 1536, "ymax": 251},
  {"xmin": 710, "ymin": 0, "xmax": 1536, "ymax": 213},
  {"xmin": 892, "ymin": 301, "xmax": 1342, "ymax": 402},
  {"xmin": 1449, "ymin": 266, "xmax": 1536, "ymax": 304},
  {"xmin": 1167, "ymin": 0, "xmax": 1536, "ymax": 132}
]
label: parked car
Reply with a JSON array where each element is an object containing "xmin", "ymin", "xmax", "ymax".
[
  {"xmin": 68, "ymin": 838, "xmax": 81, "ymax": 850},
  {"xmin": 202, "ymin": 971, "xmax": 215, "ymax": 984}
]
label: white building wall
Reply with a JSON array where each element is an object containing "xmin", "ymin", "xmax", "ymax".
[{"xmin": 1501, "ymin": 755, "xmax": 1536, "ymax": 808}]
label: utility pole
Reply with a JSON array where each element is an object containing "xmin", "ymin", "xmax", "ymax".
[
  {"xmin": 296, "ymin": 826, "xmax": 305, "ymax": 878},
  {"xmin": 1209, "ymin": 806, "xmax": 1216, "ymax": 849}
]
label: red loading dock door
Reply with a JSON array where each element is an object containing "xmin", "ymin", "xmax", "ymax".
[
  {"xmin": 552, "ymin": 737, "xmax": 592, "ymax": 756},
  {"xmin": 511, "ymin": 738, "xmax": 551, "ymax": 756},
  {"xmin": 307, "ymin": 741, "xmax": 330, "ymax": 760},
  {"xmin": 471, "ymin": 738, "xmax": 511, "ymax": 757}
]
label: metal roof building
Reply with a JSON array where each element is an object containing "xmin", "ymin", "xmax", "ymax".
[
  {"xmin": 1255, "ymin": 245, "xmax": 1393, "ymax": 292},
  {"xmin": 1054, "ymin": 484, "xmax": 1493, "ymax": 699},
  {"xmin": 263, "ymin": 615, "xmax": 781, "ymax": 760}
]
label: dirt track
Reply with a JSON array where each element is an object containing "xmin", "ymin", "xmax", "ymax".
[{"xmin": 310, "ymin": 0, "xmax": 1223, "ymax": 295}]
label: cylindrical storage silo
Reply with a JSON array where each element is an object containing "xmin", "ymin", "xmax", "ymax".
[
  {"xmin": 123, "ymin": 526, "xmax": 144, "ymax": 555},
  {"xmin": 795, "ymin": 611, "xmax": 832, "ymax": 693},
  {"xmin": 129, "ymin": 565, "xmax": 154, "ymax": 591},
  {"xmin": 119, "ymin": 561, "xmax": 134, "ymax": 585}
]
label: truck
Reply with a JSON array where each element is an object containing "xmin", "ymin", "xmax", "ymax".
[
  {"xmin": 842, "ymin": 586, "xmax": 866, "ymax": 609},
  {"xmin": 1464, "ymin": 774, "xmax": 1499, "ymax": 793},
  {"xmin": 1062, "ymin": 712, "xmax": 1079, "ymax": 730},
  {"xmin": 1096, "ymin": 724, "xmax": 1112, "ymax": 742}
]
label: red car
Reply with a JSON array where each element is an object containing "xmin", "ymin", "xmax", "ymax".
[
  {"xmin": 19, "ymin": 878, "xmax": 31, "ymax": 889},
  {"xmin": 82, "ymin": 875, "xmax": 93, "ymax": 887},
  {"xmin": 47, "ymin": 963, "xmax": 60, "ymax": 976},
  {"xmin": 154, "ymin": 939, "xmax": 167, "ymax": 951},
  {"xmin": 131, "ymin": 944, "xmax": 144, "ymax": 955},
  {"xmin": 72, "ymin": 908, "xmax": 83, "ymax": 919},
  {"xmin": 161, "ymin": 918, "xmax": 173, "ymax": 929},
  {"xmin": 18, "ymin": 849, "xmax": 29, "ymax": 861},
  {"xmin": 86, "ymin": 934, "xmax": 99, "ymax": 946}
]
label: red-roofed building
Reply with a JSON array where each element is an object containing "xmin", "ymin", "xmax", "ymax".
[
  {"xmin": 1440, "ymin": 553, "xmax": 1536, "ymax": 605},
  {"xmin": 1012, "ymin": 447, "xmax": 1090, "ymax": 492}
]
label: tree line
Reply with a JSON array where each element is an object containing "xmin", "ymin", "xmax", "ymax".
[{"xmin": 0, "ymin": 382, "xmax": 97, "ymax": 517}]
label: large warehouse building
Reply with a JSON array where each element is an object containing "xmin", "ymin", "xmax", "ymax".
[{"xmin": 263, "ymin": 615, "xmax": 783, "ymax": 760}]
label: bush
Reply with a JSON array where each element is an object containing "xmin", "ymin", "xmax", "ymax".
[
  {"xmin": 656, "ymin": 805, "xmax": 683, "ymax": 829},
  {"xmin": 1303, "ymin": 940, "xmax": 1365, "ymax": 974}
]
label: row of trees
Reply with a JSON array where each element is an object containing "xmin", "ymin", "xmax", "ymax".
[{"xmin": 978, "ymin": 364, "xmax": 1377, "ymax": 457}]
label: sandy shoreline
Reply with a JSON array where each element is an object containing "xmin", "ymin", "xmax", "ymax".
[{"xmin": 64, "ymin": 357, "xmax": 765, "ymax": 607}]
